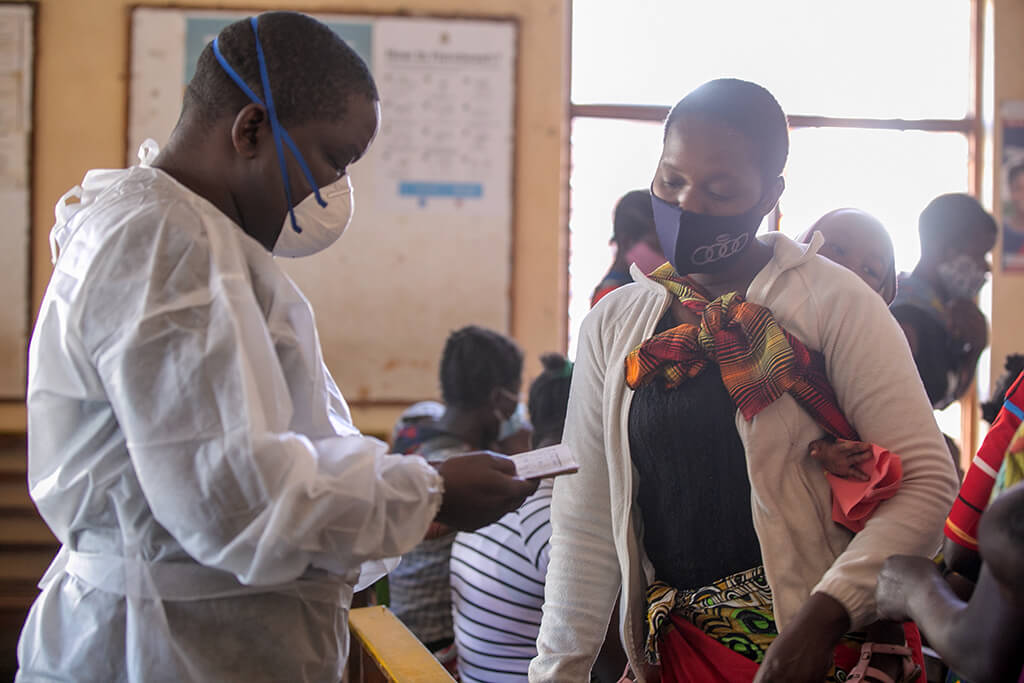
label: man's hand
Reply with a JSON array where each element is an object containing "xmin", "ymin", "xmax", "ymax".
[
  {"xmin": 876, "ymin": 554, "xmax": 941, "ymax": 621},
  {"xmin": 754, "ymin": 593, "xmax": 849, "ymax": 683},
  {"xmin": 946, "ymin": 299, "xmax": 987, "ymax": 401},
  {"xmin": 942, "ymin": 536, "xmax": 982, "ymax": 584},
  {"xmin": 434, "ymin": 451, "xmax": 538, "ymax": 531},
  {"xmin": 947, "ymin": 298, "xmax": 988, "ymax": 352},
  {"xmin": 808, "ymin": 439, "xmax": 872, "ymax": 481}
]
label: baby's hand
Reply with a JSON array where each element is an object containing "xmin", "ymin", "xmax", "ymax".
[{"xmin": 808, "ymin": 439, "xmax": 872, "ymax": 481}]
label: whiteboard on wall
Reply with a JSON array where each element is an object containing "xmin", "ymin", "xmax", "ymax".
[
  {"xmin": 128, "ymin": 8, "xmax": 516, "ymax": 403},
  {"xmin": 0, "ymin": 4, "xmax": 33, "ymax": 399}
]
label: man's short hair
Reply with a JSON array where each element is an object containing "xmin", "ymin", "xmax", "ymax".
[
  {"xmin": 183, "ymin": 11, "xmax": 378, "ymax": 127},
  {"xmin": 918, "ymin": 193, "xmax": 996, "ymax": 254}
]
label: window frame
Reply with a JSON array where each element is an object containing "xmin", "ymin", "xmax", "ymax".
[{"xmin": 565, "ymin": 0, "xmax": 986, "ymax": 457}]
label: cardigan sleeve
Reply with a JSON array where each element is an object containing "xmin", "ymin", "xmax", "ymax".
[
  {"xmin": 810, "ymin": 269, "xmax": 959, "ymax": 628},
  {"xmin": 530, "ymin": 305, "xmax": 624, "ymax": 680}
]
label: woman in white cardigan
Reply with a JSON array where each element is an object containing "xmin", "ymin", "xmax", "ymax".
[{"xmin": 530, "ymin": 79, "xmax": 958, "ymax": 683}]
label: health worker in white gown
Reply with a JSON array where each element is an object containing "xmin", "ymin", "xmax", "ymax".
[{"xmin": 16, "ymin": 12, "xmax": 536, "ymax": 683}]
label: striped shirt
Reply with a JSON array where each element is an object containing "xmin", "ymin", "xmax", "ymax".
[
  {"xmin": 945, "ymin": 371, "xmax": 1024, "ymax": 550},
  {"xmin": 450, "ymin": 479, "xmax": 553, "ymax": 682},
  {"xmin": 390, "ymin": 425, "xmax": 469, "ymax": 646}
]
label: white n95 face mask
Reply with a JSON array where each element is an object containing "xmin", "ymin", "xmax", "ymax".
[{"xmin": 273, "ymin": 175, "xmax": 354, "ymax": 258}]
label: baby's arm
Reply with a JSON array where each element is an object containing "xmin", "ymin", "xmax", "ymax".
[{"xmin": 809, "ymin": 438, "xmax": 873, "ymax": 482}]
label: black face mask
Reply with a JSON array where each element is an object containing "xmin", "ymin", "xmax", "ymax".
[{"xmin": 651, "ymin": 188, "xmax": 764, "ymax": 274}]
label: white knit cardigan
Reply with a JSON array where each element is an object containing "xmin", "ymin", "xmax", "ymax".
[{"xmin": 530, "ymin": 232, "xmax": 958, "ymax": 682}]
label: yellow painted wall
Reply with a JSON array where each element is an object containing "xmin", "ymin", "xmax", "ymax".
[
  {"xmin": 989, "ymin": 0, "xmax": 1024, "ymax": 385},
  {"xmin": 9, "ymin": 0, "xmax": 569, "ymax": 436}
]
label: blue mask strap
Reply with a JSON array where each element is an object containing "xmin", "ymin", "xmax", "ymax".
[
  {"xmin": 249, "ymin": 17, "xmax": 301, "ymax": 233},
  {"xmin": 211, "ymin": 17, "xmax": 327, "ymax": 235},
  {"xmin": 211, "ymin": 37, "xmax": 325, "ymax": 202}
]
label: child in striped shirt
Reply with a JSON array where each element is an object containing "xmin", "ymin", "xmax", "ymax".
[{"xmin": 449, "ymin": 354, "xmax": 572, "ymax": 683}]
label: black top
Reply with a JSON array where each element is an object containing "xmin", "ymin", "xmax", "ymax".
[{"xmin": 628, "ymin": 315, "xmax": 762, "ymax": 590}]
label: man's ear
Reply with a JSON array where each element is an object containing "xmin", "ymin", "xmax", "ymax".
[
  {"xmin": 758, "ymin": 175, "xmax": 785, "ymax": 216},
  {"xmin": 230, "ymin": 103, "xmax": 268, "ymax": 157},
  {"xmin": 487, "ymin": 386, "xmax": 502, "ymax": 410}
]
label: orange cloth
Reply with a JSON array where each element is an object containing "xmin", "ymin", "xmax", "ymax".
[{"xmin": 827, "ymin": 445, "xmax": 903, "ymax": 532}]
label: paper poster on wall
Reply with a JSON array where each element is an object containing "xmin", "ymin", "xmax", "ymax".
[
  {"xmin": 129, "ymin": 9, "xmax": 517, "ymax": 403},
  {"xmin": 1000, "ymin": 101, "xmax": 1024, "ymax": 273},
  {"xmin": 0, "ymin": 4, "xmax": 33, "ymax": 399},
  {"xmin": 373, "ymin": 20, "xmax": 512, "ymax": 215}
]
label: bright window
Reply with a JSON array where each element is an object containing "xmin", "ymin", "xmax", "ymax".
[
  {"xmin": 571, "ymin": 0, "xmax": 971, "ymax": 119},
  {"xmin": 568, "ymin": 0, "xmax": 978, "ymax": 442},
  {"xmin": 568, "ymin": 118, "xmax": 663, "ymax": 348},
  {"xmin": 778, "ymin": 128, "xmax": 970, "ymax": 272}
]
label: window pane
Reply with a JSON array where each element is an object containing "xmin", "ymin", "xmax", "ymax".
[
  {"xmin": 572, "ymin": 0, "xmax": 971, "ymax": 119},
  {"xmin": 778, "ymin": 128, "xmax": 970, "ymax": 274},
  {"xmin": 568, "ymin": 118, "xmax": 664, "ymax": 356},
  {"xmin": 568, "ymin": 122, "xmax": 970, "ymax": 353}
]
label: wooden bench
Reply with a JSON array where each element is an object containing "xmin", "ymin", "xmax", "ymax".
[{"xmin": 348, "ymin": 606, "xmax": 456, "ymax": 683}]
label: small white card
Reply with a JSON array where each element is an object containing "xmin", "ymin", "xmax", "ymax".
[{"xmin": 513, "ymin": 443, "xmax": 578, "ymax": 480}]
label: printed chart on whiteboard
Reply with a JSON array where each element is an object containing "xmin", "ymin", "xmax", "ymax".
[
  {"xmin": 374, "ymin": 23, "xmax": 510, "ymax": 216},
  {"xmin": 129, "ymin": 9, "xmax": 517, "ymax": 403}
]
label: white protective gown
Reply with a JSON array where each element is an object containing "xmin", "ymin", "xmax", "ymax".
[{"xmin": 17, "ymin": 145, "xmax": 443, "ymax": 682}]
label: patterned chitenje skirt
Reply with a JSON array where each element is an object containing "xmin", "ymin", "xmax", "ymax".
[{"xmin": 645, "ymin": 566, "xmax": 865, "ymax": 682}]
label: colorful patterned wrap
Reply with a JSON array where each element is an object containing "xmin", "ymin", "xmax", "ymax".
[
  {"xmin": 645, "ymin": 567, "xmax": 923, "ymax": 682},
  {"xmin": 624, "ymin": 264, "xmax": 857, "ymax": 440}
]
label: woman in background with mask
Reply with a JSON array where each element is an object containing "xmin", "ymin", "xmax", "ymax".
[
  {"xmin": 591, "ymin": 189, "xmax": 666, "ymax": 307},
  {"xmin": 890, "ymin": 193, "xmax": 997, "ymax": 411},
  {"xmin": 448, "ymin": 352, "xmax": 573, "ymax": 683},
  {"xmin": 531, "ymin": 79, "xmax": 957, "ymax": 683},
  {"xmin": 390, "ymin": 325, "xmax": 529, "ymax": 674}
]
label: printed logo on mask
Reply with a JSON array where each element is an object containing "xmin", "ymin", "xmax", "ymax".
[
  {"xmin": 650, "ymin": 185, "xmax": 764, "ymax": 275},
  {"xmin": 691, "ymin": 232, "xmax": 750, "ymax": 267}
]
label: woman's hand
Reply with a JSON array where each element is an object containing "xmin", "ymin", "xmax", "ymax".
[{"xmin": 754, "ymin": 592, "xmax": 850, "ymax": 683}]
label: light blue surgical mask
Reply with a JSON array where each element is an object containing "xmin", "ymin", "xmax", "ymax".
[{"xmin": 497, "ymin": 402, "xmax": 531, "ymax": 441}]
